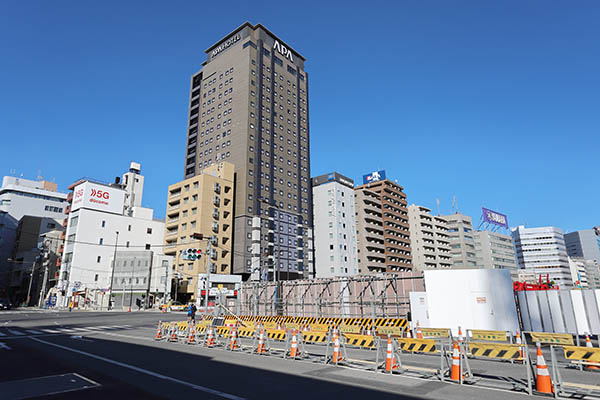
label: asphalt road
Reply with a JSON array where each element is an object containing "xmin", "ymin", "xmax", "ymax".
[{"xmin": 0, "ymin": 310, "xmax": 598, "ymax": 400}]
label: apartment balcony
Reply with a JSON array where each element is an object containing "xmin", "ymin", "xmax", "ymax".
[
  {"xmin": 169, "ymin": 192, "xmax": 181, "ymax": 200},
  {"xmin": 166, "ymin": 216, "xmax": 179, "ymax": 224},
  {"xmin": 165, "ymin": 230, "xmax": 178, "ymax": 237},
  {"xmin": 167, "ymin": 204, "xmax": 180, "ymax": 212}
]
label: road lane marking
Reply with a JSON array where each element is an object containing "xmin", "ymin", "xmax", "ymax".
[
  {"xmin": 42, "ymin": 329, "xmax": 60, "ymax": 333},
  {"xmin": 30, "ymin": 337, "xmax": 245, "ymax": 400}
]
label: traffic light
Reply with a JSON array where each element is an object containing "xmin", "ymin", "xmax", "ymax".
[
  {"xmin": 180, "ymin": 248, "xmax": 202, "ymax": 261},
  {"xmin": 192, "ymin": 233, "xmax": 203, "ymax": 240}
]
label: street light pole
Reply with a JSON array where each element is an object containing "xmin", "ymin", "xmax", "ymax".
[
  {"xmin": 108, "ymin": 231, "xmax": 119, "ymax": 310},
  {"xmin": 25, "ymin": 260, "xmax": 35, "ymax": 306},
  {"xmin": 128, "ymin": 258, "xmax": 135, "ymax": 312}
]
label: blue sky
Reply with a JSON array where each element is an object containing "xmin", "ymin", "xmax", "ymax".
[{"xmin": 1, "ymin": 1, "xmax": 598, "ymax": 232}]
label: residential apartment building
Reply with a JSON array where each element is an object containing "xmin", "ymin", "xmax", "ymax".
[
  {"xmin": 355, "ymin": 179, "xmax": 411, "ymax": 273},
  {"xmin": 474, "ymin": 231, "xmax": 517, "ymax": 270},
  {"xmin": 407, "ymin": 205, "xmax": 451, "ymax": 270},
  {"xmin": 182, "ymin": 22, "xmax": 312, "ymax": 279},
  {"xmin": 512, "ymin": 226, "xmax": 572, "ymax": 288},
  {"xmin": 57, "ymin": 162, "xmax": 170, "ymax": 308},
  {"xmin": 8, "ymin": 216, "xmax": 64, "ymax": 305},
  {"xmin": 164, "ymin": 162, "xmax": 234, "ymax": 302},
  {"xmin": 0, "ymin": 176, "xmax": 67, "ymax": 293},
  {"xmin": 441, "ymin": 212, "xmax": 478, "ymax": 268},
  {"xmin": 312, "ymin": 172, "xmax": 358, "ymax": 278}
]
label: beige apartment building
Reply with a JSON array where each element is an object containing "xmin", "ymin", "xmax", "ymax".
[
  {"xmin": 408, "ymin": 205, "xmax": 452, "ymax": 270},
  {"xmin": 355, "ymin": 179, "xmax": 412, "ymax": 273},
  {"xmin": 164, "ymin": 162, "xmax": 234, "ymax": 302}
]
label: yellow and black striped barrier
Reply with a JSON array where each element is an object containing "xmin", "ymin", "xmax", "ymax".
[
  {"xmin": 266, "ymin": 329, "xmax": 287, "ymax": 341},
  {"xmin": 216, "ymin": 326, "xmax": 232, "ymax": 337},
  {"xmin": 302, "ymin": 332, "xmax": 328, "ymax": 344},
  {"xmin": 470, "ymin": 329, "xmax": 509, "ymax": 342},
  {"xmin": 343, "ymin": 334, "xmax": 375, "ymax": 348},
  {"xmin": 527, "ymin": 332, "xmax": 574, "ymax": 345},
  {"xmin": 563, "ymin": 345, "xmax": 600, "ymax": 363},
  {"xmin": 263, "ymin": 322, "xmax": 277, "ymax": 329},
  {"xmin": 397, "ymin": 338, "xmax": 437, "ymax": 353},
  {"xmin": 237, "ymin": 327, "xmax": 255, "ymax": 338},
  {"xmin": 469, "ymin": 343, "xmax": 523, "ymax": 360}
]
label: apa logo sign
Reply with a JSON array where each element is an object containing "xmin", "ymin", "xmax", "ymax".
[
  {"xmin": 91, "ymin": 189, "xmax": 110, "ymax": 200},
  {"xmin": 273, "ymin": 40, "xmax": 293, "ymax": 62}
]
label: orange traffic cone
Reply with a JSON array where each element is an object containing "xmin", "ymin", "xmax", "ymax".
[
  {"xmin": 450, "ymin": 341, "xmax": 462, "ymax": 381},
  {"xmin": 458, "ymin": 326, "xmax": 463, "ymax": 344},
  {"xmin": 257, "ymin": 328, "xmax": 266, "ymax": 354},
  {"xmin": 205, "ymin": 325, "xmax": 215, "ymax": 347},
  {"xmin": 187, "ymin": 324, "xmax": 197, "ymax": 344},
  {"xmin": 331, "ymin": 330, "xmax": 343, "ymax": 364},
  {"xmin": 416, "ymin": 321, "xmax": 423, "ymax": 339},
  {"xmin": 289, "ymin": 329, "xmax": 298, "ymax": 358},
  {"xmin": 229, "ymin": 326, "xmax": 239, "ymax": 350},
  {"xmin": 535, "ymin": 343, "xmax": 554, "ymax": 394},
  {"xmin": 155, "ymin": 321, "xmax": 163, "ymax": 340},
  {"xmin": 168, "ymin": 323, "xmax": 178, "ymax": 342},
  {"xmin": 515, "ymin": 331, "xmax": 524, "ymax": 361},
  {"xmin": 385, "ymin": 334, "xmax": 398, "ymax": 372},
  {"xmin": 585, "ymin": 335, "xmax": 599, "ymax": 370}
]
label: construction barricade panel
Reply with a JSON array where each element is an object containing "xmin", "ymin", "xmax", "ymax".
[
  {"xmin": 339, "ymin": 325, "xmax": 361, "ymax": 334},
  {"xmin": 397, "ymin": 338, "xmax": 437, "ymax": 353},
  {"xmin": 420, "ymin": 328, "xmax": 451, "ymax": 339},
  {"xmin": 376, "ymin": 326, "xmax": 404, "ymax": 337},
  {"xmin": 527, "ymin": 332, "xmax": 574, "ymax": 345},
  {"xmin": 469, "ymin": 342, "xmax": 523, "ymax": 360},
  {"xmin": 562, "ymin": 345, "xmax": 600, "ymax": 364},
  {"xmin": 302, "ymin": 331, "xmax": 328, "ymax": 344},
  {"xmin": 343, "ymin": 334, "xmax": 375, "ymax": 348},
  {"xmin": 469, "ymin": 329, "xmax": 509, "ymax": 342}
]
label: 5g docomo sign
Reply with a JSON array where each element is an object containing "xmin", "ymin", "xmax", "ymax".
[{"xmin": 71, "ymin": 182, "xmax": 124, "ymax": 215}]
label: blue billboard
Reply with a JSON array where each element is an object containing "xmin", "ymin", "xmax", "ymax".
[{"xmin": 363, "ymin": 170, "xmax": 386, "ymax": 185}]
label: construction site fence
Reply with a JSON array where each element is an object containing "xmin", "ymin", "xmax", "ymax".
[{"xmin": 238, "ymin": 272, "xmax": 424, "ymax": 318}]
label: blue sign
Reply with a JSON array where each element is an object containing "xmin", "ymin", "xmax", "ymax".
[{"xmin": 363, "ymin": 170, "xmax": 386, "ymax": 185}]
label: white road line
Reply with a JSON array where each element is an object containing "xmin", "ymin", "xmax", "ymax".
[
  {"xmin": 26, "ymin": 329, "xmax": 42, "ymax": 334},
  {"xmin": 42, "ymin": 329, "xmax": 60, "ymax": 333},
  {"xmin": 7, "ymin": 329, "xmax": 25, "ymax": 335},
  {"xmin": 71, "ymin": 328, "xmax": 89, "ymax": 332},
  {"xmin": 30, "ymin": 337, "xmax": 245, "ymax": 400}
]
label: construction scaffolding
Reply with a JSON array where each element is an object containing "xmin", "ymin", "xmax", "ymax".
[{"xmin": 239, "ymin": 272, "xmax": 424, "ymax": 318}]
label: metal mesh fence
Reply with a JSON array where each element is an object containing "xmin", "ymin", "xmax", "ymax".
[{"xmin": 239, "ymin": 272, "xmax": 424, "ymax": 318}]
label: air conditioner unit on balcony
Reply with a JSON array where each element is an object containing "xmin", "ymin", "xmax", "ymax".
[
  {"xmin": 213, "ymin": 196, "xmax": 220, "ymax": 206},
  {"xmin": 214, "ymin": 182, "xmax": 221, "ymax": 194}
]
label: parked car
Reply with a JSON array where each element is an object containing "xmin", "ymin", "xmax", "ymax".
[
  {"xmin": 0, "ymin": 298, "xmax": 12, "ymax": 310},
  {"xmin": 160, "ymin": 302, "xmax": 189, "ymax": 312}
]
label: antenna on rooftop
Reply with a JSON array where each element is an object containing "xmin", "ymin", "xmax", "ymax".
[
  {"xmin": 451, "ymin": 195, "xmax": 458, "ymax": 213},
  {"xmin": 436, "ymin": 198, "xmax": 440, "ymax": 216},
  {"xmin": 37, "ymin": 169, "xmax": 43, "ymax": 181}
]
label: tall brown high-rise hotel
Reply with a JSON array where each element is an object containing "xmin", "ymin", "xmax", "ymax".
[{"xmin": 183, "ymin": 22, "xmax": 313, "ymax": 279}]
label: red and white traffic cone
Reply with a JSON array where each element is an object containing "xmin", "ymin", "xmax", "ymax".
[
  {"xmin": 289, "ymin": 329, "xmax": 298, "ymax": 358},
  {"xmin": 187, "ymin": 324, "xmax": 196, "ymax": 345},
  {"xmin": 168, "ymin": 323, "xmax": 177, "ymax": 342},
  {"xmin": 515, "ymin": 331, "xmax": 524, "ymax": 361},
  {"xmin": 450, "ymin": 341, "xmax": 461, "ymax": 381},
  {"xmin": 385, "ymin": 334, "xmax": 398, "ymax": 372},
  {"xmin": 457, "ymin": 326, "xmax": 463, "ymax": 345},
  {"xmin": 535, "ymin": 343, "xmax": 553, "ymax": 394},
  {"xmin": 257, "ymin": 328, "xmax": 266, "ymax": 354},
  {"xmin": 229, "ymin": 326, "xmax": 239, "ymax": 350},
  {"xmin": 585, "ymin": 335, "xmax": 599, "ymax": 370},
  {"xmin": 331, "ymin": 329, "xmax": 342, "ymax": 364},
  {"xmin": 205, "ymin": 325, "xmax": 215, "ymax": 347},
  {"xmin": 416, "ymin": 321, "xmax": 423, "ymax": 339},
  {"xmin": 154, "ymin": 321, "xmax": 163, "ymax": 340}
]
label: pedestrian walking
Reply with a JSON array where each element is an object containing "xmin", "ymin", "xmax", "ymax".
[{"xmin": 188, "ymin": 303, "xmax": 197, "ymax": 323}]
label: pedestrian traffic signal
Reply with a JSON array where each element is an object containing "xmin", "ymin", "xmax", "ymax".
[{"xmin": 181, "ymin": 248, "xmax": 202, "ymax": 260}]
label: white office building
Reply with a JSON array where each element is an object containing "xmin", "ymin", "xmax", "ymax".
[
  {"xmin": 57, "ymin": 162, "xmax": 172, "ymax": 308},
  {"xmin": 0, "ymin": 177, "xmax": 67, "ymax": 291},
  {"xmin": 311, "ymin": 172, "xmax": 358, "ymax": 278},
  {"xmin": 441, "ymin": 212, "xmax": 478, "ymax": 268},
  {"xmin": 474, "ymin": 230, "xmax": 517, "ymax": 270},
  {"xmin": 512, "ymin": 225, "xmax": 572, "ymax": 288},
  {"xmin": 407, "ymin": 204, "xmax": 452, "ymax": 270}
]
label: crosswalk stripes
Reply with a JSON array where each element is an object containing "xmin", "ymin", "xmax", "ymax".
[{"xmin": 0, "ymin": 324, "xmax": 135, "ymax": 337}]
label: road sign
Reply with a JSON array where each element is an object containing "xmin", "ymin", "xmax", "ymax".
[{"xmin": 218, "ymin": 284, "xmax": 223, "ymax": 290}]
